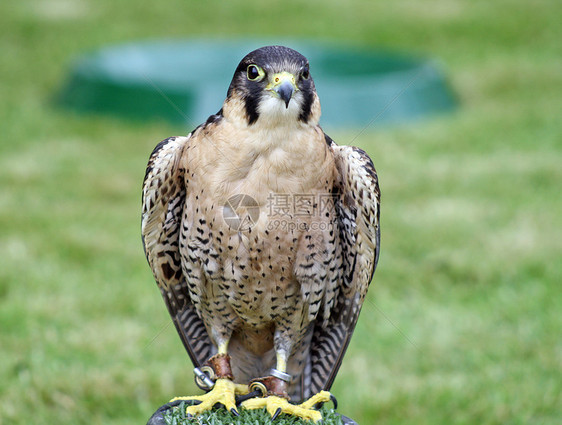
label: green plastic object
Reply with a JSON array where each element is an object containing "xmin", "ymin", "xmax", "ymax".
[{"xmin": 56, "ymin": 39, "xmax": 456, "ymax": 128}]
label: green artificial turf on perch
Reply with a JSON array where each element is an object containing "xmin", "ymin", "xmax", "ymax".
[{"xmin": 161, "ymin": 402, "xmax": 345, "ymax": 425}]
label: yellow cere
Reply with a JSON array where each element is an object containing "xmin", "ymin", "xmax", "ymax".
[{"xmin": 266, "ymin": 72, "xmax": 298, "ymax": 91}]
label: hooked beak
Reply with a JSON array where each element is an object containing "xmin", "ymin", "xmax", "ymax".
[{"xmin": 268, "ymin": 72, "xmax": 298, "ymax": 108}]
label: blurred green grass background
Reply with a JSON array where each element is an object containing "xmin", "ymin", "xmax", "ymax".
[{"xmin": 1, "ymin": 1, "xmax": 561, "ymax": 424}]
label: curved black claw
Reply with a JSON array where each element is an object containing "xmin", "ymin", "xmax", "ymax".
[
  {"xmin": 313, "ymin": 393, "xmax": 338, "ymax": 410},
  {"xmin": 230, "ymin": 408, "xmax": 240, "ymax": 417},
  {"xmin": 330, "ymin": 394, "xmax": 338, "ymax": 410},
  {"xmin": 272, "ymin": 407, "xmax": 282, "ymax": 420}
]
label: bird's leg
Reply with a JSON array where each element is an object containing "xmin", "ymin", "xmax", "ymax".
[
  {"xmin": 241, "ymin": 351, "xmax": 334, "ymax": 423},
  {"xmin": 170, "ymin": 341, "xmax": 249, "ymax": 417}
]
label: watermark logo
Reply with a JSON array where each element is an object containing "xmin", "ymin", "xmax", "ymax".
[
  {"xmin": 222, "ymin": 194, "xmax": 260, "ymax": 231},
  {"xmin": 266, "ymin": 193, "xmax": 337, "ymax": 217},
  {"xmin": 222, "ymin": 193, "xmax": 338, "ymax": 232}
]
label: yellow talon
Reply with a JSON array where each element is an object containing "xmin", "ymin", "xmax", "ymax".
[
  {"xmin": 242, "ymin": 391, "xmax": 333, "ymax": 423},
  {"xmin": 170, "ymin": 378, "xmax": 246, "ymax": 417},
  {"xmin": 299, "ymin": 390, "xmax": 334, "ymax": 410},
  {"xmin": 234, "ymin": 383, "xmax": 251, "ymax": 395}
]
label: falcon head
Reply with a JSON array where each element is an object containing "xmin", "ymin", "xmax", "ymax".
[{"xmin": 225, "ymin": 46, "xmax": 320, "ymax": 126}]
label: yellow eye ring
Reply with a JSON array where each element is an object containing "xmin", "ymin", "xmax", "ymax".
[{"xmin": 247, "ymin": 64, "xmax": 265, "ymax": 81}]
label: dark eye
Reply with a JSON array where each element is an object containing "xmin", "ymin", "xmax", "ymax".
[
  {"xmin": 301, "ymin": 65, "xmax": 310, "ymax": 80},
  {"xmin": 247, "ymin": 64, "xmax": 264, "ymax": 81}
]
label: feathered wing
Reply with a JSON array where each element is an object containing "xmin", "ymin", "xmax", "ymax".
[
  {"xmin": 304, "ymin": 136, "xmax": 381, "ymax": 398},
  {"xmin": 142, "ymin": 136, "xmax": 214, "ymax": 368}
]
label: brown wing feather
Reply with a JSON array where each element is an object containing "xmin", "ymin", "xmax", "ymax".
[
  {"xmin": 305, "ymin": 135, "xmax": 381, "ymax": 398},
  {"xmin": 142, "ymin": 136, "xmax": 214, "ymax": 368}
]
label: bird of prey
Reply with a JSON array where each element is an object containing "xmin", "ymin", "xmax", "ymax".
[{"xmin": 142, "ymin": 45, "xmax": 380, "ymax": 422}]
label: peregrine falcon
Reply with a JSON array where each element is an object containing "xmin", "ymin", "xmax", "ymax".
[{"xmin": 142, "ymin": 45, "xmax": 380, "ymax": 422}]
